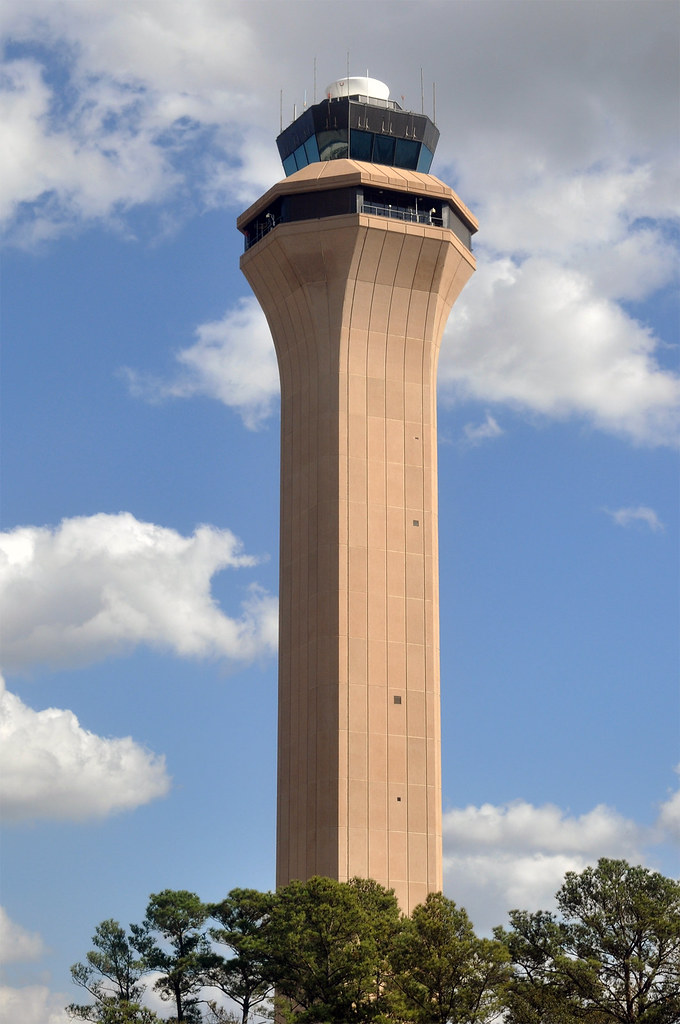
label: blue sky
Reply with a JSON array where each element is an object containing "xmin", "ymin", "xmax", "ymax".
[{"xmin": 1, "ymin": 2, "xmax": 678, "ymax": 1021}]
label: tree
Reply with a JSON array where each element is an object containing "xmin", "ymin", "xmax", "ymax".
[
  {"xmin": 261, "ymin": 875, "xmax": 402, "ymax": 1023},
  {"xmin": 348, "ymin": 876, "xmax": 403, "ymax": 1012},
  {"xmin": 205, "ymin": 888, "xmax": 274, "ymax": 1024},
  {"xmin": 132, "ymin": 889, "xmax": 216, "ymax": 1024},
  {"xmin": 498, "ymin": 859, "xmax": 680, "ymax": 1024},
  {"xmin": 68, "ymin": 919, "xmax": 155, "ymax": 1023},
  {"xmin": 496, "ymin": 908, "xmax": 583, "ymax": 1024},
  {"xmin": 71, "ymin": 1002, "xmax": 162, "ymax": 1024},
  {"xmin": 389, "ymin": 892, "xmax": 510, "ymax": 1024}
]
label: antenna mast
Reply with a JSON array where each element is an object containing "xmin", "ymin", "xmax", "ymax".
[{"xmin": 346, "ymin": 51, "xmax": 351, "ymax": 157}]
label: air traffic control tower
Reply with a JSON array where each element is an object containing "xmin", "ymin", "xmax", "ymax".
[{"xmin": 238, "ymin": 77, "xmax": 477, "ymax": 912}]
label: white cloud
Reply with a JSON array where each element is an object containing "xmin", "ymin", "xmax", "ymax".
[
  {"xmin": 603, "ymin": 505, "xmax": 665, "ymax": 532},
  {"xmin": 445, "ymin": 851, "xmax": 588, "ymax": 932},
  {"xmin": 0, "ymin": 985, "xmax": 70, "ymax": 1024},
  {"xmin": 125, "ymin": 298, "xmax": 279, "ymax": 429},
  {"xmin": 0, "ymin": 56, "xmax": 178, "ymax": 246},
  {"xmin": 463, "ymin": 413, "xmax": 503, "ymax": 446},
  {"xmin": 443, "ymin": 799, "xmax": 646, "ymax": 932},
  {"xmin": 0, "ymin": 677, "xmax": 170, "ymax": 822},
  {"xmin": 0, "ymin": 907, "xmax": 45, "ymax": 963},
  {"xmin": 440, "ymin": 256, "xmax": 679, "ymax": 446},
  {"xmin": 0, "ymin": 3, "xmax": 276, "ymax": 243},
  {"xmin": 477, "ymin": 165, "xmax": 678, "ymax": 272},
  {"xmin": 444, "ymin": 800, "xmax": 644, "ymax": 855},
  {"xmin": 0, "ymin": 513, "xmax": 277, "ymax": 671},
  {"xmin": 657, "ymin": 766, "xmax": 680, "ymax": 842},
  {"xmin": 3, "ymin": 0, "xmax": 259, "ymax": 98}
]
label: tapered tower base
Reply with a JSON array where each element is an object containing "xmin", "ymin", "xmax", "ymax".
[{"xmin": 239, "ymin": 160, "xmax": 476, "ymax": 912}]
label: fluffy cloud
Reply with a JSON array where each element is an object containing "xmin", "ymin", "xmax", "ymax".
[
  {"xmin": 125, "ymin": 298, "xmax": 279, "ymax": 429},
  {"xmin": 0, "ymin": 2, "xmax": 277, "ymax": 243},
  {"xmin": 444, "ymin": 800, "xmax": 644, "ymax": 856},
  {"xmin": 0, "ymin": 52, "xmax": 178, "ymax": 236},
  {"xmin": 476, "ymin": 166, "xmax": 678, "ymax": 272},
  {"xmin": 0, "ymin": 56, "xmax": 178, "ymax": 245},
  {"xmin": 0, "ymin": 985, "xmax": 70, "ymax": 1024},
  {"xmin": 657, "ymin": 766, "xmax": 680, "ymax": 842},
  {"xmin": 0, "ymin": 513, "xmax": 277, "ymax": 671},
  {"xmin": 440, "ymin": 256, "xmax": 679, "ymax": 446},
  {"xmin": 443, "ymin": 800, "xmax": 647, "ymax": 932},
  {"xmin": 0, "ymin": 907, "xmax": 44, "ymax": 963},
  {"xmin": 0, "ymin": 678, "xmax": 170, "ymax": 822},
  {"xmin": 603, "ymin": 506, "xmax": 665, "ymax": 532}
]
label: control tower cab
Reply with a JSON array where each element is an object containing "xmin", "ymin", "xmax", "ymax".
[{"xmin": 277, "ymin": 77, "xmax": 440, "ymax": 175}]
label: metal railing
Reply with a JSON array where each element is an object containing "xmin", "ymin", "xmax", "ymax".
[
  {"xmin": 243, "ymin": 215, "xmax": 278, "ymax": 251},
  {"xmin": 244, "ymin": 201, "xmax": 445, "ymax": 252},
  {"xmin": 359, "ymin": 201, "xmax": 443, "ymax": 226}
]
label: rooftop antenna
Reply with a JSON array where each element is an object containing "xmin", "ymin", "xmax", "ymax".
[
  {"xmin": 313, "ymin": 56, "xmax": 317, "ymax": 103},
  {"xmin": 279, "ymin": 89, "xmax": 283, "ymax": 133},
  {"xmin": 304, "ymin": 89, "xmax": 307, "ymax": 110},
  {"xmin": 433, "ymin": 81, "xmax": 436, "ymax": 125},
  {"xmin": 420, "ymin": 67, "xmax": 424, "ymax": 114},
  {"xmin": 346, "ymin": 51, "xmax": 351, "ymax": 155}
]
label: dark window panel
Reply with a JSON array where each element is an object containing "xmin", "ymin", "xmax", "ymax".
[
  {"xmin": 373, "ymin": 135, "xmax": 396, "ymax": 165},
  {"xmin": 349, "ymin": 130, "xmax": 373, "ymax": 161},
  {"xmin": 395, "ymin": 138, "xmax": 420, "ymax": 171},
  {"xmin": 304, "ymin": 135, "xmax": 320, "ymax": 164}
]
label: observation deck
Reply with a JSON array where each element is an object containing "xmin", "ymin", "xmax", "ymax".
[{"xmin": 237, "ymin": 159, "xmax": 478, "ymax": 254}]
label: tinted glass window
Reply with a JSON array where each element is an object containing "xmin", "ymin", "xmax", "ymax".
[
  {"xmin": 283, "ymin": 153, "xmax": 297, "ymax": 176},
  {"xmin": 294, "ymin": 144, "xmax": 308, "ymax": 170},
  {"xmin": 350, "ymin": 130, "xmax": 373, "ymax": 161},
  {"xmin": 373, "ymin": 135, "xmax": 396, "ymax": 165},
  {"xmin": 395, "ymin": 138, "xmax": 419, "ymax": 171},
  {"xmin": 417, "ymin": 144, "xmax": 434, "ymax": 173},
  {"xmin": 317, "ymin": 129, "xmax": 348, "ymax": 161},
  {"xmin": 304, "ymin": 135, "xmax": 320, "ymax": 164}
]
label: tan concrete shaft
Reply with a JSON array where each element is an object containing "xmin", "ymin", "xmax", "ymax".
[{"xmin": 240, "ymin": 162, "xmax": 476, "ymax": 913}]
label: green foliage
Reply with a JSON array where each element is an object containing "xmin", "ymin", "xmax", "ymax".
[
  {"xmin": 68, "ymin": 919, "xmax": 151, "ymax": 1023},
  {"xmin": 202, "ymin": 1003, "xmax": 246, "ymax": 1024},
  {"xmin": 132, "ymin": 890, "xmax": 217, "ymax": 1024},
  {"xmin": 261, "ymin": 875, "xmax": 401, "ymax": 1023},
  {"xmin": 389, "ymin": 892, "xmax": 510, "ymax": 1024},
  {"xmin": 496, "ymin": 908, "xmax": 584, "ymax": 1023},
  {"xmin": 498, "ymin": 858, "xmax": 680, "ymax": 1024},
  {"xmin": 206, "ymin": 888, "xmax": 274, "ymax": 1024},
  {"xmin": 68, "ymin": 1000, "xmax": 162, "ymax": 1023},
  {"xmin": 68, "ymin": 861, "xmax": 679, "ymax": 1024}
]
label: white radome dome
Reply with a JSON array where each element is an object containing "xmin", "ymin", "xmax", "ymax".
[{"xmin": 325, "ymin": 77, "xmax": 390, "ymax": 101}]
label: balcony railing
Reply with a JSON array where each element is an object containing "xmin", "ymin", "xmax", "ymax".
[
  {"xmin": 359, "ymin": 200, "xmax": 443, "ymax": 226},
  {"xmin": 243, "ymin": 199, "xmax": 445, "ymax": 252}
]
